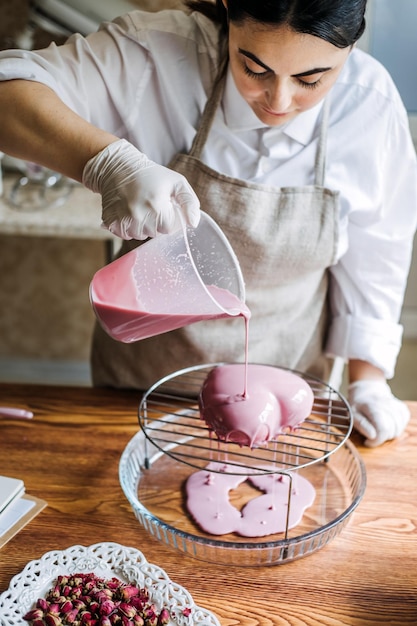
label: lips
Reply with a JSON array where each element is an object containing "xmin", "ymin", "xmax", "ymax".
[{"xmin": 261, "ymin": 106, "xmax": 291, "ymax": 117}]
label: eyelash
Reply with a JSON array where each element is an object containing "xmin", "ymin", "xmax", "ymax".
[
  {"xmin": 243, "ymin": 66, "xmax": 268, "ymax": 80},
  {"xmin": 299, "ymin": 78, "xmax": 322, "ymax": 90},
  {"xmin": 243, "ymin": 65, "xmax": 322, "ymax": 89}
]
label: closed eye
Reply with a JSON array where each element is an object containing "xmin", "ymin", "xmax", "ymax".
[
  {"xmin": 239, "ymin": 47, "xmax": 331, "ymax": 88},
  {"xmin": 243, "ymin": 65, "xmax": 270, "ymax": 80},
  {"xmin": 297, "ymin": 77, "xmax": 323, "ymax": 89}
]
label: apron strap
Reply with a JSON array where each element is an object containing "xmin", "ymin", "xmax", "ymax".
[
  {"xmin": 189, "ymin": 54, "xmax": 228, "ymax": 159},
  {"xmin": 314, "ymin": 96, "xmax": 330, "ymax": 187}
]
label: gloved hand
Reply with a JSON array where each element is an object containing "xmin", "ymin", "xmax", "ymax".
[
  {"xmin": 82, "ymin": 138, "xmax": 200, "ymax": 239},
  {"xmin": 348, "ymin": 379, "xmax": 410, "ymax": 447}
]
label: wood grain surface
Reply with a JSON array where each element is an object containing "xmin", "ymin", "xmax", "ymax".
[{"xmin": 0, "ymin": 383, "xmax": 416, "ymax": 625}]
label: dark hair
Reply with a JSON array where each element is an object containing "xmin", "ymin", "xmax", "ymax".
[{"xmin": 185, "ymin": 0, "xmax": 367, "ymax": 48}]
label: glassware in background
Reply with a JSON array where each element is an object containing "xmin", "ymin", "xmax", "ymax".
[{"xmin": 7, "ymin": 161, "xmax": 73, "ymax": 211}]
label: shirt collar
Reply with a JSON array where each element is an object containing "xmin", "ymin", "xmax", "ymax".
[{"xmin": 222, "ymin": 65, "xmax": 324, "ymax": 145}]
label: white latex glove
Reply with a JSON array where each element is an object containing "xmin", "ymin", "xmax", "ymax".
[
  {"xmin": 348, "ymin": 379, "xmax": 410, "ymax": 447},
  {"xmin": 82, "ymin": 138, "xmax": 200, "ymax": 239}
]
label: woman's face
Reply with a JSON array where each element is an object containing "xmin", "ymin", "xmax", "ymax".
[{"xmin": 227, "ymin": 20, "xmax": 351, "ymax": 126}]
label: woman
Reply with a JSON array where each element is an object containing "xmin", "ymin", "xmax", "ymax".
[{"xmin": 0, "ymin": 0, "xmax": 415, "ymax": 446}]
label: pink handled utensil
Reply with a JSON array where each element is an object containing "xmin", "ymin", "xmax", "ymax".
[{"xmin": 0, "ymin": 407, "xmax": 33, "ymax": 419}]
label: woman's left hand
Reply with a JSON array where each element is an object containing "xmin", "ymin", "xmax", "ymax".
[{"xmin": 348, "ymin": 379, "xmax": 410, "ymax": 447}]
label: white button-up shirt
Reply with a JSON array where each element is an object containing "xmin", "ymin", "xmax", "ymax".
[{"xmin": 0, "ymin": 9, "xmax": 416, "ymax": 378}]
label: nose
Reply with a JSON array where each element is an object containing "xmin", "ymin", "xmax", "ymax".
[{"xmin": 266, "ymin": 79, "xmax": 292, "ymax": 112}]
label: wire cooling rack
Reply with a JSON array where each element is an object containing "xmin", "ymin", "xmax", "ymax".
[{"xmin": 138, "ymin": 363, "xmax": 353, "ymax": 476}]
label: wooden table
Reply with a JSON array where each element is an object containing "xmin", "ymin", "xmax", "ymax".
[{"xmin": 0, "ymin": 383, "xmax": 416, "ymax": 625}]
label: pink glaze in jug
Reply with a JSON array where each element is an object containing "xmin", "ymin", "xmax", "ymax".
[{"xmin": 90, "ymin": 212, "xmax": 248, "ymax": 343}]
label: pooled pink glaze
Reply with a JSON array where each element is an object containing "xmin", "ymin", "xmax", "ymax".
[
  {"xmin": 186, "ymin": 461, "xmax": 316, "ymax": 537},
  {"xmin": 199, "ymin": 364, "xmax": 314, "ymax": 447}
]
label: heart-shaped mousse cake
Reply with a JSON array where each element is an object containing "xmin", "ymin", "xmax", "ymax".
[{"xmin": 199, "ymin": 364, "xmax": 314, "ymax": 447}]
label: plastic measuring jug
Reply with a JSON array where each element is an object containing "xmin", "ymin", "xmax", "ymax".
[{"xmin": 89, "ymin": 211, "xmax": 248, "ymax": 343}]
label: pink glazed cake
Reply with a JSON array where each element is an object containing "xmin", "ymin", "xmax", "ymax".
[{"xmin": 199, "ymin": 364, "xmax": 314, "ymax": 447}]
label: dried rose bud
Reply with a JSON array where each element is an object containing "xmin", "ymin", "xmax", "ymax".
[
  {"xmin": 36, "ymin": 598, "xmax": 48, "ymax": 611},
  {"xmin": 129, "ymin": 597, "xmax": 145, "ymax": 612},
  {"xmin": 99, "ymin": 600, "xmax": 116, "ymax": 616},
  {"xmin": 96, "ymin": 589, "xmax": 113, "ymax": 601},
  {"xmin": 132, "ymin": 616, "xmax": 144, "ymax": 626},
  {"xmin": 120, "ymin": 586, "xmax": 140, "ymax": 601},
  {"xmin": 44, "ymin": 613, "xmax": 62, "ymax": 626},
  {"xmin": 73, "ymin": 599, "xmax": 86, "ymax": 611},
  {"xmin": 23, "ymin": 609, "xmax": 45, "ymax": 621},
  {"xmin": 107, "ymin": 579, "xmax": 121, "ymax": 591},
  {"xmin": 59, "ymin": 600, "xmax": 73, "ymax": 614},
  {"xmin": 143, "ymin": 611, "xmax": 157, "ymax": 626},
  {"xmin": 79, "ymin": 610, "xmax": 92, "ymax": 623},
  {"xmin": 48, "ymin": 604, "xmax": 60, "ymax": 616},
  {"xmin": 144, "ymin": 607, "xmax": 157, "ymax": 618},
  {"xmin": 139, "ymin": 590, "xmax": 149, "ymax": 602},
  {"xmin": 119, "ymin": 603, "xmax": 137, "ymax": 619},
  {"xmin": 157, "ymin": 609, "xmax": 170, "ymax": 625},
  {"xmin": 64, "ymin": 608, "xmax": 80, "ymax": 624},
  {"xmin": 88, "ymin": 601, "xmax": 100, "ymax": 614},
  {"xmin": 84, "ymin": 580, "xmax": 96, "ymax": 592}
]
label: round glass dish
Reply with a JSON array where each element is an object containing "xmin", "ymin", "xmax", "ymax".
[{"xmin": 119, "ymin": 364, "xmax": 366, "ymax": 567}]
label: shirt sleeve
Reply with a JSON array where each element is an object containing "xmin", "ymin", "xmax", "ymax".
[
  {"xmin": 326, "ymin": 96, "xmax": 417, "ymax": 379},
  {"xmin": 0, "ymin": 14, "xmax": 150, "ymax": 137},
  {"xmin": 0, "ymin": 10, "xmax": 219, "ymax": 163}
]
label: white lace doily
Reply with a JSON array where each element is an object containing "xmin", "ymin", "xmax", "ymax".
[{"xmin": 0, "ymin": 542, "xmax": 220, "ymax": 626}]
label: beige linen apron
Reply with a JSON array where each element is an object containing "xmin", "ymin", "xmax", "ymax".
[{"xmin": 91, "ymin": 61, "xmax": 340, "ymax": 389}]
